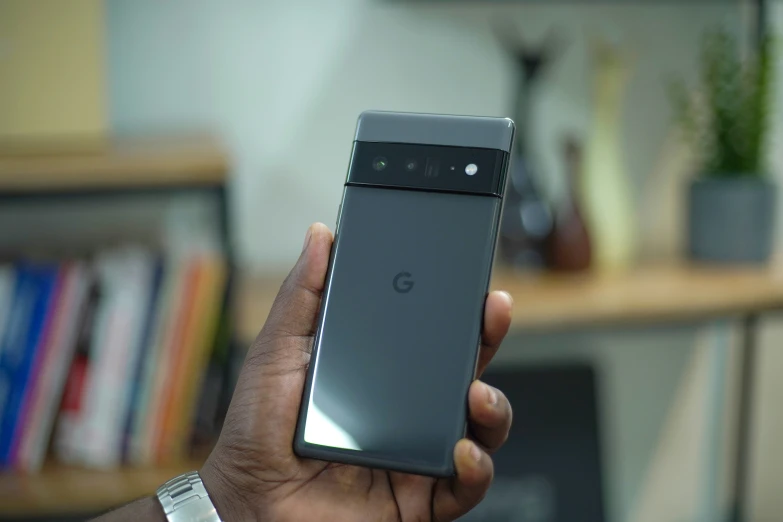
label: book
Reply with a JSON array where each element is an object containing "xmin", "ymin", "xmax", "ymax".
[
  {"xmin": 75, "ymin": 248, "xmax": 155, "ymax": 468},
  {"xmin": 0, "ymin": 267, "xmax": 32, "ymax": 467},
  {"xmin": 3, "ymin": 247, "xmax": 230, "ymax": 469},
  {"xmin": 0, "ymin": 264, "xmax": 58, "ymax": 466},
  {"xmin": 129, "ymin": 258, "xmax": 188, "ymax": 465},
  {"xmin": 159, "ymin": 255, "xmax": 228, "ymax": 462},
  {"xmin": 17, "ymin": 263, "xmax": 90, "ymax": 471},
  {"xmin": 64, "ymin": 256, "xmax": 115, "ymax": 466},
  {"xmin": 175, "ymin": 255, "xmax": 228, "ymax": 460},
  {"xmin": 54, "ymin": 277, "xmax": 100, "ymax": 465},
  {"xmin": 121, "ymin": 257, "xmax": 164, "ymax": 461},
  {"xmin": 191, "ymin": 265, "xmax": 237, "ymax": 452},
  {"xmin": 155, "ymin": 259, "xmax": 206, "ymax": 463},
  {"xmin": 147, "ymin": 259, "xmax": 201, "ymax": 464},
  {"xmin": 190, "ymin": 300, "xmax": 232, "ymax": 453},
  {"xmin": 108, "ymin": 250, "xmax": 157, "ymax": 467},
  {"xmin": 9, "ymin": 266, "xmax": 66, "ymax": 468}
]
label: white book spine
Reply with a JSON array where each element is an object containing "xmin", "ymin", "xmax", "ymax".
[
  {"xmin": 64, "ymin": 257, "xmax": 114, "ymax": 466},
  {"xmin": 0, "ymin": 266, "xmax": 16, "ymax": 361},
  {"xmin": 79, "ymin": 249, "xmax": 154, "ymax": 468}
]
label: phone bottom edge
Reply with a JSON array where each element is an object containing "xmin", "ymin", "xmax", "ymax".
[{"xmin": 293, "ymin": 439, "xmax": 455, "ymax": 478}]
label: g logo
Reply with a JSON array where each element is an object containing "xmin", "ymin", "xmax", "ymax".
[{"xmin": 392, "ymin": 271, "xmax": 414, "ymax": 294}]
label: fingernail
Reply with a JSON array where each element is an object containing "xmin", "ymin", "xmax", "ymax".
[
  {"xmin": 485, "ymin": 382, "xmax": 498, "ymax": 406},
  {"xmin": 469, "ymin": 442, "xmax": 482, "ymax": 462},
  {"xmin": 302, "ymin": 226, "xmax": 313, "ymax": 252},
  {"xmin": 500, "ymin": 290, "xmax": 513, "ymax": 306}
]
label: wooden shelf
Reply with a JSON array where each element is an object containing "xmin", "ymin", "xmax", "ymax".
[
  {"xmin": 0, "ymin": 461, "xmax": 200, "ymax": 516},
  {"xmin": 0, "ymin": 136, "xmax": 228, "ymax": 193},
  {"xmin": 236, "ymin": 263, "xmax": 783, "ymax": 341},
  {"xmin": 494, "ymin": 263, "xmax": 783, "ymax": 329}
]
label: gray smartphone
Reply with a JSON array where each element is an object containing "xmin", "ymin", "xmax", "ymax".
[{"xmin": 294, "ymin": 111, "xmax": 514, "ymax": 477}]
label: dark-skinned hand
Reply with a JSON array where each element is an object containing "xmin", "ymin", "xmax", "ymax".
[{"xmin": 199, "ymin": 223, "xmax": 514, "ymax": 522}]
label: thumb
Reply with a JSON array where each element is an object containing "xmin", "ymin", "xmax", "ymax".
[
  {"xmin": 201, "ymin": 224, "xmax": 332, "ymax": 512},
  {"xmin": 224, "ymin": 223, "xmax": 332, "ymax": 451},
  {"xmin": 250, "ymin": 222, "xmax": 333, "ymax": 371}
]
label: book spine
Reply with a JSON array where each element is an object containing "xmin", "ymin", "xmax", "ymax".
[
  {"xmin": 166, "ymin": 255, "xmax": 228, "ymax": 461},
  {"xmin": 19, "ymin": 263, "xmax": 89, "ymax": 471},
  {"xmin": 0, "ymin": 265, "xmax": 57, "ymax": 465},
  {"xmin": 73, "ymin": 257, "xmax": 116, "ymax": 466},
  {"xmin": 53, "ymin": 277, "xmax": 100, "ymax": 465},
  {"xmin": 191, "ymin": 267, "xmax": 233, "ymax": 452},
  {"xmin": 129, "ymin": 259, "xmax": 184, "ymax": 465},
  {"xmin": 157, "ymin": 259, "xmax": 207, "ymax": 462},
  {"xmin": 0, "ymin": 267, "xmax": 30, "ymax": 467},
  {"xmin": 79, "ymin": 250, "xmax": 153, "ymax": 468},
  {"xmin": 10, "ymin": 266, "xmax": 66, "ymax": 468},
  {"xmin": 149, "ymin": 259, "xmax": 200, "ymax": 464},
  {"xmin": 121, "ymin": 258, "xmax": 164, "ymax": 462},
  {"xmin": 111, "ymin": 251, "xmax": 155, "ymax": 467}
]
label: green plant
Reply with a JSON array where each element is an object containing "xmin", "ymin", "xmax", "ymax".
[{"xmin": 670, "ymin": 29, "xmax": 774, "ymax": 177}]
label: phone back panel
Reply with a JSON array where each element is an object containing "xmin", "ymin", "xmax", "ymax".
[
  {"xmin": 296, "ymin": 185, "xmax": 500, "ymax": 475},
  {"xmin": 294, "ymin": 111, "xmax": 513, "ymax": 476}
]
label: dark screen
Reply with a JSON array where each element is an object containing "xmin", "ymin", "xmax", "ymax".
[{"xmin": 297, "ymin": 181, "xmax": 502, "ymax": 474}]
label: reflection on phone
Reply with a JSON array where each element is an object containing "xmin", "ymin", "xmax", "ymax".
[{"xmin": 304, "ymin": 399, "xmax": 361, "ymax": 451}]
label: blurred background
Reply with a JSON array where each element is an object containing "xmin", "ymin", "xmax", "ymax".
[{"xmin": 0, "ymin": 0, "xmax": 782, "ymax": 521}]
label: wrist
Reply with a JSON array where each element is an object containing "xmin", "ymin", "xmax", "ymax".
[{"xmin": 200, "ymin": 454, "xmax": 260, "ymax": 522}]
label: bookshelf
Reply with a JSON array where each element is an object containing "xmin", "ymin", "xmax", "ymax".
[{"xmin": 0, "ymin": 137, "xmax": 232, "ymax": 519}]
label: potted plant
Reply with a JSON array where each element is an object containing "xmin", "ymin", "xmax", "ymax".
[{"xmin": 671, "ymin": 29, "xmax": 776, "ymax": 264}]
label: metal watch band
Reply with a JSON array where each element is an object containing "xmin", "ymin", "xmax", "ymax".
[{"xmin": 157, "ymin": 471, "xmax": 223, "ymax": 522}]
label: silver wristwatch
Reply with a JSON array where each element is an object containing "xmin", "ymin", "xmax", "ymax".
[{"xmin": 157, "ymin": 471, "xmax": 223, "ymax": 522}]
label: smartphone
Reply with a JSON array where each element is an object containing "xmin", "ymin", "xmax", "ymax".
[{"xmin": 294, "ymin": 111, "xmax": 514, "ymax": 477}]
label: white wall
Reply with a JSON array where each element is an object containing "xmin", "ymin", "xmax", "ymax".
[{"xmin": 106, "ymin": 0, "xmax": 741, "ymax": 269}]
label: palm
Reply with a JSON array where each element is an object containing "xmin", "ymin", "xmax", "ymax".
[
  {"xmin": 202, "ymin": 224, "xmax": 512, "ymax": 522},
  {"xmin": 276, "ymin": 463, "xmax": 437, "ymax": 522}
]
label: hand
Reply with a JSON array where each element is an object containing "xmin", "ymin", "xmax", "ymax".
[{"xmin": 200, "ymin": 223, "xmax": 514, "ymax": 522}]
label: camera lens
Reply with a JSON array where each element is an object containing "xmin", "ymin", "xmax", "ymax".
[
  {"xmin": 404, "ymin": 159, "xmax": 418, "ymax": 172},
  {"xmin": 372, "ymin": 157, "xmax": 388, "ymax": 171}
]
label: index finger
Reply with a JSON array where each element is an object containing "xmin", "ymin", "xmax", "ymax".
[{"xmin": 475, "ymin": 290, "xmax": 513, "ymax": 377}]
